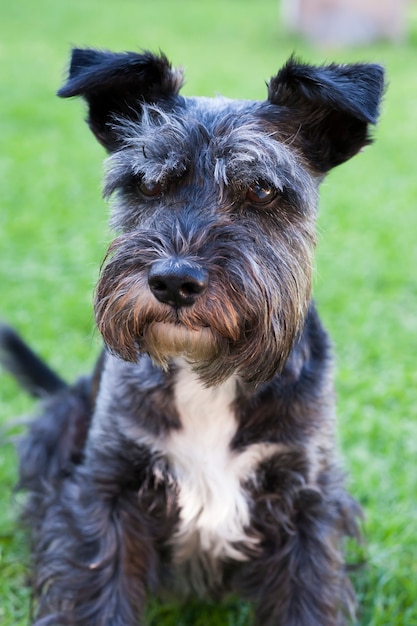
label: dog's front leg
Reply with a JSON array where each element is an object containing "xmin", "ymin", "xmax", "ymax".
[
  {"xmin": 31, "ymin": 466, "xmax": 163, "ymax": 626},
  {"xmin": 239, "ymin": 466, "xmax": 357, "ymax": 626}
]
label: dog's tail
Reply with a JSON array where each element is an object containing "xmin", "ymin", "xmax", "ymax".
[
  {"xmin": 0, "ymin": 324, "xmax": 100, "ymax": 492},
  {"xmin": 0, "ymin": 324, "xmax": 67, "ymax": 398}
]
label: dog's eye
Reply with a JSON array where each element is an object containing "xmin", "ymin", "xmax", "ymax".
[
  {"xmin": 246, "ymin": 181, "xmax": 276, "ymax": 205},
  {"xmin": 138, "ymin": 180, "xmax": 163, "ymax": 198}
]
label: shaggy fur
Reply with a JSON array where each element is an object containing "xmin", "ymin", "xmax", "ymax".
[{"xmin": 1, "ymin": 49, "xmax": 384, "ymax": 626}]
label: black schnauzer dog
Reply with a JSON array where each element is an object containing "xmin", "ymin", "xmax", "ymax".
[{"xmin": 1, "ymin": 49, "xmax": 384, "ymax": 625}]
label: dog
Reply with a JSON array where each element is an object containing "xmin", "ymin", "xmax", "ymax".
[{"xmin": 1, "ymin": 48, "xmax": 384, "ymax": 625}]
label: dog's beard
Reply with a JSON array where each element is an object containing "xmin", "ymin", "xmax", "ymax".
[{"xmin": 142, "ymin": 322, "xmax": 219, "ymax": 368}]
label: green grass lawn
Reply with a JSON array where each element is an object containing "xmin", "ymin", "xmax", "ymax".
[{"xmin": 1, "ymin": 0, "xmax": 416, "ymax": 623}]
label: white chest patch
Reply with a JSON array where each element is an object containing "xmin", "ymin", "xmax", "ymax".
[{"xmin": 164, "ymin": 362, "xmax": 281, "ymax": 566}]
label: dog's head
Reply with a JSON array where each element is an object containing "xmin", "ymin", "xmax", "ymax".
[{"xmin": 59, "ymin": 49, "xmax": 384, "ymax": 385}]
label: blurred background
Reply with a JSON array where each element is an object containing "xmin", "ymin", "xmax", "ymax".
[{"xmin": 0, "ymin": 1, "xmax": 416, "ymax": 624}]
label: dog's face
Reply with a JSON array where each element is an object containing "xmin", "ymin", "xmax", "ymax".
[
  {"xmin": 97, "ymin": 99, "xmax": 317, "ymax": 386},
  {"xmin": 59, "ymin": 50, "xmax": 383, "ymax": 385}
]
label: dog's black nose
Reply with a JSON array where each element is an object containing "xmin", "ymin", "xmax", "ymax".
[{"xmin": 148, "ymin": 259, "xmax": 209, "ymax": 308}]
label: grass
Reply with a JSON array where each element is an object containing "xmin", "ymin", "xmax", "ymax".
[{"xmin": 1, "ymin": 0, "xmax": 417, "ymax": 623}]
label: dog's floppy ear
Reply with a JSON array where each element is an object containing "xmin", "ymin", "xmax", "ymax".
[
  {"xmin": 58, "ymin": 48, "xmax": 184, "ymax": 151},
  {"xmin": 268, "ymin": 57, "xmax": 385, "ymax": 172}
]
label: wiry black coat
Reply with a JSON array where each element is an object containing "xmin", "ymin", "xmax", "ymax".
[{"xmin": 1, "ymin": 49, "xmax": 384, "ymax": 626}]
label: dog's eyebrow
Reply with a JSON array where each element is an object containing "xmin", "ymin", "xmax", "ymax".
[
  {"xmin": 103, "ymin": 105, "xmax": 193, "ymax": 191},
  {"xmin": 103, "ymin": 154, "xmax": 187, "ymax": 199},
  {"xmin": 210, "ymin": 122, "xmax": 315, "ymax": 210},
  {"xmin": 103, "ymin": 109, "xmax": 191, "ymax": 197}
]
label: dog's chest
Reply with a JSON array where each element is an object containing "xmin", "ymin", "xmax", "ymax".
[{"xmin": 164, "ymin": 365, "xmax": 254, "ymax": 565}]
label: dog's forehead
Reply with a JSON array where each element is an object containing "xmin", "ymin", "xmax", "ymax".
[
  {"xmin": 177, "ymin": 94, "xmax": 281, "ymax": 137},
  {"xmin": 116, "ymin": 93, "xmax": 284, "ymax": 156},
  {"xmin": 117, "ymin": 96, "xmax": 306, "ymax": 173},
  {"xmin": 184, "ymin": 95, "xmax": 256, "ymax": 116}
]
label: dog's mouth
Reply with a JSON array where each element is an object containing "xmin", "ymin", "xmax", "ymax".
[{"xmin": 142, "ymin": 321, "xmax": 219, "ymax": 367}]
